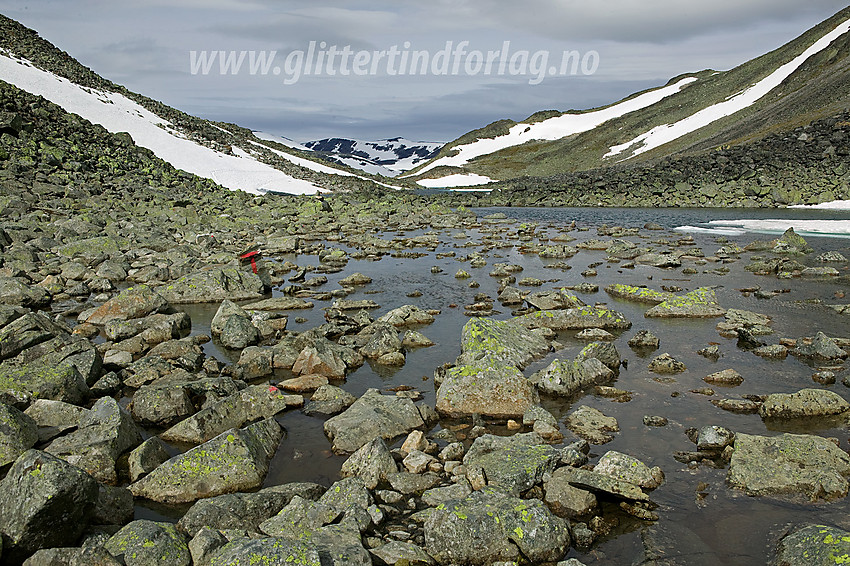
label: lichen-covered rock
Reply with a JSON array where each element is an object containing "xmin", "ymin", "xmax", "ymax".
[
  {"xmin": 377, "ymin": 305, "xmax": 435, "ymax": 327},
  {"xmin": 340, "ymin": 436, "xmax": 398, "ymax": 490},
  {"xmin": 84, "ymin": 284, "xmax": 167, "ymax": 325},
  {"xmin": 525, "ymin": 289, "xmax": 584, "ymax": 311},
  {"xmin": 93, "ymin": 484, "xmax": 135, "ymax": 526},
  {"xmin": 792, "ymin": 332, "xmax": 848, "ymax": 360},
  {"xmin": 316, "ymin": 477, "xmax": 374, "ymax": 531},
  {"xmin": 544, "ymin": 468, "xmax": 598, "ymax": 519},
  {"xmin": 703, "ymin": 368, "xmax": 744, "ymax": 386},
  {"xmin": 644, "ymin": 287, "xmax": 726, "ymax": 318},
  {"xmin": 219, "ymin": 315, "xmax": 260, "ymax": 350},
  {"xmin": 456, "ymin": 317, "xmax": 551, "ymax": 369},
  {"xmin": 370, "ymin": 541, "xmax": 436, "ymax": 566},
  {"xmin": 436, "ymin": 359, "xmax": 540, "ymax": 419},
  {"xmin": 773, "ymin": 227, "xmax": 812, "ymax": 254},
  {"xmin": 258, "ymin": 495, "xmax": 340, "ymax": 538},
  {"xmin": 0, "ymin": 450, "xmax": 99, "ymax": 564},
  {"xmin": 758, "ymin": 389, "xmax": 850, "ymax": 419},
  {"xmin": 129, "ymin": 418, "xmax": 283, "ymax": 504},
  {"xmin": 104, "ymin": 520, "xmax": 190, "ymax": 566},
  {"xmin": 178, "ymin": 483, "xmax": 325, "ymax": 537},
  {"xmin": 23, "ymin": 399, "xmax": 87, "ymax": 443},
  {"xmin": 555, "ymin": 466, "xmax": 649, "ymax": 502},
  {"xmin": 647, "ymin": 353, "xmax": 686, "ymax": 374},
  {"xmin": 576, "ymin": 341, "xmax": 621, "ymax": 371},
  {"xmin": 161, "ymin": 384, "xmax": 301, "ymax": 444},
  {"xmin": 46, "ymin": 396, "xmax": 142, "ymax": 484},
  {"xmin": 159, "ymin": 266, "xmax": 269, "ymax": 304},
  {"xmin": 324, "ymin": 389, "xmax": 424, "ymax": 454},
  {"xmin": 128, "ymin": 437, "xmax": 171, "ymax": 482},
  {"xmin": 628, "ymin": 329, "xmax": 660, "ymax": 349},
  {"xmin": 210, "ymin": 300, "xmax": 249, "ymax": 336},
  {"xmin": 208, "ymin": 537, "xmax": 322, "ymax": 566},
  {"xmin": 0, "ymin": 312, "xmax": 70, "ymax": 363},
  {"xmin": 605, "ymin": 284, "xmax": 674, "ymax": 305},
  {"xmin": 359, "ymin": 323, "xmax": 402, "ymax": 359},
  {"xmin": 303, "ymin": 385, "xmax": 356, "ymax": 417},
  {"xmin": 462, "ymin": 433, "xmax": 558, "ymax": 496},
  {"xmin": 727, "ymin": 433, "xmax": 850, "ymax": 501},
  {"xmin": 0, "ymin": 357, "xmax": 89, "ymax": 408},
  {"xmin": 775, "ymin": 524, "xmax": 850, "ymax": 566},
  {"xmin": 530, "ymin": 357, "xmax": 613, "ymax": 397},
  {"xmin": 566, "ymin": 406, "xmax": 619, "ymax": 444},
  {"xmin": 520, "ymin": 307, "xmax": 631, "ymax": 332},
  {"xmin": 0, "ymin": 402, "xmax": 37, "ymax": 468},
  {"xmin": 424, "ymin": 486, "xmax": 570, "ymax": 565},
  {"xmin": 593, "ymin": 451, "xmax": 664, "ymax": 490},
  {"xmin": 0, "ymin": 277, "xmax": 50, "ymax": 309}
]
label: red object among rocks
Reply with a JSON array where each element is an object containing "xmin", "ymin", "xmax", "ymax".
[{"xmin": 240, "ymin": 251, "xmax": 260, "ymax": 274}]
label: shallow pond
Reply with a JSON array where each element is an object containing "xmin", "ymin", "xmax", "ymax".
[{"xmin": 139, "ymin": 206, "xmax": 850, "ymax": 565}]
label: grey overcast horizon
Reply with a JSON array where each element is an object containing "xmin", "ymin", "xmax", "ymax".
[{"xmin": 2, "ymin": 1, "xmax": 847, "ymax": 144}]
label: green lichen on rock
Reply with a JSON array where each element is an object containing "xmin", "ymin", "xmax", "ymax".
[
  {"xmin": 775, "ymin": 524, "xmax": 850, "ymax": 566},
  {"xmin": 104, "ymin": 520, "xmax": 191, "ymax": 566},
  {"xmin": 645, "ymin": 287, "xmax": 726, "ymax": 318},
  {"xmin": 605, "ymin": 284, "xmax": 674, "ymax": 305}
]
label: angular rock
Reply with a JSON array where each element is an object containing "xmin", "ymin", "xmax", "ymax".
[
  {"xmin": 0, "ymin": 312, "xmax": 69, "ymax": 362},
  {"xmin": 703, "ymin": 368, "xmax": 744, "ymax": 386},
  {"xmin": 104, "ymin": 520, "xmax": 190, "ymax": 566},
  {"xmin": 210, "ymin": 300, "xmax": 249, "ymax": 336},
  {"xmin": 793, "ymin": 332, "xmax": 848, "ymax": 360},
  {"xmin": 129, "ymin": 418, "xmax": 283, "ymax": 504},
  {"xmin": 530, "ymin": 357, "xmax": 613, "ymax": 397},
  {"xmin": 727, "ymin": 433, "xmax": 850, "ymax": 501},
  {"xmin": 128, "ymin": 437, "xmax": 171, "ymax": 482},
  {"xmin": 648, "ymin": 353, "xmax": 686, "ymax": 374},
  {"xmin": 159, "ymin": 267, "xmax": 268, "ymax": 304},
  {"xmin": 462, "ymin": 433, "xmax": 558, "ymax": 496},
  {"xmin": 544, "ymin": 468, "xmax": 598, "ymax": 519},
  {"xmin": 605, "ymin": 284, "xmax": 674, "ymax": 305},
  {"xmin": 758, "ymin": 388, "xmax": 850, "ymax": 419},
  {"xmin": 0, "ymin": 402, "xmax": 37, "ymax": 468},
  {"xmin": 207, "ymin": 537, "xmax": 321, "ymax": 566},
  {"xmin": 46, "ymin": 396, "xmax": 142, "ymax": 484},
  {"xmin": 628, "ymin": 329, "xmax": 660, "ymax": 349},
  {"xmin": 566, "ymin": 405, "xmax": 619, "ymax": 444},
  {"xmin": 525, "ymin": 289, "xmax": 584, "ymax": 311},
  {"xmin": 178, "ymin": 483, "xmax": 325, "ymax": 537},
  {"xmin": 340, "ymin": 436, "xmax": 398, "ymax": 489},
  {"xmin": 775, "ymin": 524, "xmax": 850, "ymax": 566},
  {"xmin": 593, "ymin": 451, "xmax": 663, "ymax": 490},
  {"xmin": 520, "ymin": 307, "xmax": 631, "ymax": 332},
  {"xmin": 424, "ymin": 486, "xmax": 570, "ymax": 565},
  {"xmin": 456, "ymin": 317, "xmax": 550, "ymax": 369},
  {"xmin": 0, "ymin": 278, "xmax": 50, "ymax": 309},
  {"xmin": 303, "ymin": 385, "xmax": 356, "ymax": 417},
  {"xmin": 560, "ymin": 466, "xmax": 649, "ymax": 502},
  {"xmin": 370, "ymin": 541, "xmax": 436, "ymax": 566},
  {"xmin": 84, "ymin": 285, "xmax": 167, "ymax": 325},
  {"xmin": 23, "ymin": 399, "xmax": 86, "ymax": 443},
  {"xmin": 377, "ymin": 305, "xmax": 435, "ymax": 327},
  {"xmin": 0, "ymin": 450, "xmax": 99, "ymax": 563},
  {"xmin": 324, "ymin": 389, "xmax": 424, "ymax": 454},
  {"xmin": 359, "ymin": 323, "xmax": 402, "ymax": 359},
  {"xmin": 644, "ymin": 287, "xmax": 726, "ymax": 318},
  {"xmin": 93, "ymin": 484, "xmax": 135, "ymax": 526},
  {"xmin": 436, "ymin": 359, "xmax": 539, "ymax": 419}
]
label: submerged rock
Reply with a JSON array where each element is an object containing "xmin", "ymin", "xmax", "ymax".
[
  {"xmin": 566, "ymin": 406, "xmax": 619, "ymax": 444},
  {"xmin": 727, "ymin": 433, "xmax": 850, "ymax": 501}
]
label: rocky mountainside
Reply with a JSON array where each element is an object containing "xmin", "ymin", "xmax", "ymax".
[
  {"xmin": 0, "ymin": 14, "xmax": 400, "ymax": 195},
  {"xmin": 407, "ymin": 6, "xmax": 850, "ymax": 188},
  {"xmin": 303, "ymin": 137, "xmax": 443, "ymax": 177}
]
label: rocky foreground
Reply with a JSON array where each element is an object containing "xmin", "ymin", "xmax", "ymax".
[{"xmin": 4, "ymin": 77, "xmax": 850, "ymax": 565}]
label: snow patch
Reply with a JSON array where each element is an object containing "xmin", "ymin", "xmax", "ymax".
[
  {"xmin": 0, "ymin": 51, "xmax": 322, "ymax": 195},
  {"xmin": 417, "ymin": 173, "xmax": 496, "ymax": 188},
  {"xmin": 674, "ymin": 225, "xmax": 747, "ymax": 237},
  {"xmin": 606, "ymin": 18, "xmax": 850, "ymax": 159},
  {"xmin": 410, "ymin": 77, "xmax": 696, "ymax": 177},
  {"xmin": 709, "ymin": 219, "xmax": 850, "ymax": 237}
]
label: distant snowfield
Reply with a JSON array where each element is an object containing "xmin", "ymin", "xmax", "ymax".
[
  {"xmin": 0, "ymin": 52, "xmax": 324, "ymax": 195},
  {"xmin": 606, "ymin": 17, "xmax": 850, "ymax": 160},
  {"xmin": 708, "ymin": 219, "xmax": 850, "ymax": 236},
  {"xmin": 409, "ymin": 77, "xmax": 697, "ymax": 177},
  {"xmin": 245, "ymin": 140, "xmax": 355, "ymax": 177},
  {"xmin": 791, "ymin": 200, "xmax": 850, "ymax": 210},
  {"xmin": 417, "ymin": 173, "xmax": 496, "ymax": 189}
]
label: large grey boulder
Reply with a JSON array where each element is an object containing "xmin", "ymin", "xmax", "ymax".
[
  {"xmin": 462, "ymin": 433, "xmax": 559, "ymax": 496},
  {"xmin": 104, "ymin": 312, "xmax": 190, "ymax": 343},
  {"xmin": 424, "ymin": 486, "xmax": 570, "ymax": 565},
  {"xmin": 159, "ymin": 266, "xmax": 268, "ymax": 304},
  {"xmin": 210, "ymin": 300, "xmax": 249, "ymax": 336},
  {"xmin": 23, "ymin": 399, "xmax": 87, "ymax": 443},
  {"xmin": 792, "ymin": 332, "xmax": 848, "ymax": 360},
  {"xmin": 129, "ymin": 418, "xmax": 283, "ymax": 504},
  {"xmin": 0, "ymin": 278, "xmax": 50, "ymax": 309},
  {"xmin": 324, "ymin": 389, "xmax": 424, "ymax": 454},
  {"xmin": 0, "ymin": 450, "xmax": 99, "ymax": 563},
  {"xmin": 178, "ymin": 483, "xmax": 325, "ymax": 537},
  {"xmin": 455, "ymin": 317, "xmax": 550, "ymax": 369},
  {"xmin": 219, "ymin": 315, "xmax": 260, "ymax": 350},
  {"xmin": 519, "ymin": 307, "xmax": 632, "ymax": 331},
  {"xmin": 104, "ymin": 520, "xmax": 190, "ymax": 566},
  {"xmin": 436, "ymin": 359, "xmax": 539, "ymax": 419},
  {"xmin": 544, "ymin": 467, "xmax": 598, "ymax": 519},
  {"xmin": 208, "ymin": 537, "xmax": 321, "ymax": 566},
  {"xmin": 0, "ymin": 311, "xmax": 69, "ymax": 362},
  {"xmin": 359, "ymin": 323, "xmax": 402, "ymax": 359},
  {"xmin": 162, "ymin": 384, "xmax": 301, "ymax": 444},
  {"xmin": 525, "ymin": 289, "xmax": 584, "ymax": 311},
  {"xmin": 84, "ymin": 284, "xmax": 168, "ymax": 325},
  {"xmin": 0, "ymin": 402, "xmax": 38, "ymax": 468},
  {"xmin": 377, "ymin": 305, "xmax": 435, "ymax": 327},
  {"xmin": 775, "ymin": 524, "xmax": 850, "ymax": 566},
  {"xmin": 727, "ymin": 433, "xmax": 850, "ymax": 501},
  {"xmin": 530, "ymin": 357, "xmax": 613, "ymax": 397},
  {"xmin": 0, "ymin": 356, "xmax": 89, "ymax": 409},
  {"xmin": 46, "ymin": 396, "xmax": 142, "ymax": 484},
  {"xmin": 758, "ymin": 389, "xmax": 850, "ymax": 419},
  {"xmin": 644, "ymin": 287, "xmax": 726, "ymax": 318},
  {"xmin": 303, "ymin": 385, "xmax": 356, "ymax": 417},
  {"xmin": 340, "ymin": 436, "xmax": 398, "ymax": 489}
]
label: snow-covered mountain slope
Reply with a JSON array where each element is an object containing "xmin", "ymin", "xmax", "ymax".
[
  {"xmin": 0, "ymin": 51, "xmax": 326, "ymax": 195},
  {"xmin": 408, "ymin": 6, "xmax": 850, "ymax": 185},
  {"xmin": 303, "ymin": 137, "xmax": 442, "ymax": 177}
]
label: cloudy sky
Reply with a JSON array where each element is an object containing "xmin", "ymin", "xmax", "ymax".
[{"xmin": 2, "ymin": 1, "xmax": 847, "ymax": 143}]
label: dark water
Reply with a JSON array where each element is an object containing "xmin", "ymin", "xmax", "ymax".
[{"xmin": 139, "ymin": 207, "xmax": 850, "ymax": 564}]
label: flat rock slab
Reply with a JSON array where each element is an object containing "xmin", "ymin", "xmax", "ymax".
[
  {"xmin": 324, "ymin": 389, "xmax": 424, "ymax": 454},
  {"xmin": 775, "ymin": 524, "xmax": 850, "ymax": 566},
  {"xmin": 436, "ymin": 360, "xmax": 539, "ymax": 419},
  {"xmin": 456, "ymin": 317, "xmax": 551, "ymax": 369},
  {"xmin": 130, "ymin": 418, "xmax": 282, "ymax": 504},
  {"xmin": 727, "ymin": 433, "xmax": 850, "ymax": 501},
  {"xmin": 243, "ymin": 297, "xmax": 314, "ymax": 311},
  {"xmin": 520, "ymin": 307, "xmax": 632, "ymax": 332},
  {"xmin": 84, "ymin": 284, "xmax": 168, "ymax": 325},
  {"xmin": 562, "ymin": 466, "xmax": 650, "ymax": 501},
  {"xmin": 645, "ymin": 287, "xmax": 726, "ymax": 318},
  {"xmin": 605, "ymin": 284, "xmax": 675, "ymax": 305},
  {"xmin": 566, "ymin": 405, "xmax": 619, "ymax": 444},
  {"xmin": 463, "ymin": 433, "xmax": 559, "ymax": 496},
  {"xmin": 159, "ymin": 267, "xmax": 267, "ymax": 304},
  {"xmin": 758, "ymin": 388, "xmax": 850, "ymax": 419}
]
